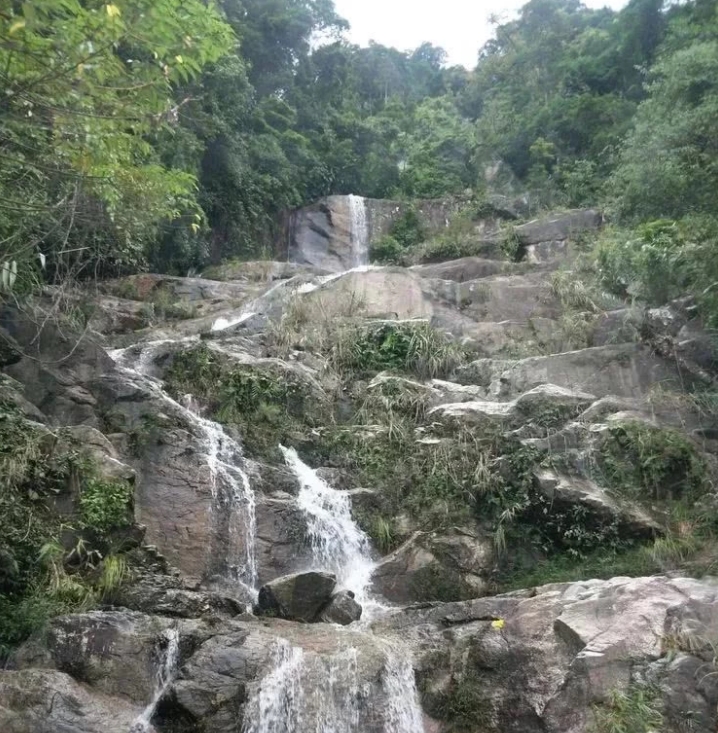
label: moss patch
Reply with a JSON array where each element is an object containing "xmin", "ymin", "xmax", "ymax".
[{"xmin": 164, "ymin": 344, "xmax": 328, "ymax": 461}]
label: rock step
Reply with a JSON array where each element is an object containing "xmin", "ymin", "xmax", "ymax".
[{"xmin": 455, "ymin": 343, "xmax": 694, "ymax": 400}]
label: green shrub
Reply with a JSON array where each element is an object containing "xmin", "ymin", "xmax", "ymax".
[
  {"xmin": 0, "ymin": 408, "xmax": 136, "ymax": 658},
  {"xmin": 598, "ymin": 421, "xmax": 707, "ymax": 502},
  {"xmin": 500, "ymin": 225, "xmax": 523, "ymax": 261},
  {"xmin": 370, "ymin": 235, "xmax": 405, "ymax": 264},
  {"xmin": 389, "ymin": 207, "xmax": 426, "ymax": 248},
  {"xmin": 80, "ymin": 479, "xmax": 133, "ymax": 533}
]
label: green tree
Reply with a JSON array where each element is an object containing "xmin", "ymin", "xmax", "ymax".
[
  {"xmin": 0, "ymin": 0, "xmax": 233, "ymax": 288},
  {"xmin": 611, "ymin": 39, "xmax": 718, "ymax": 219}
]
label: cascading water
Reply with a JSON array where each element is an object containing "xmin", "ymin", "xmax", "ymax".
[
  {"xmin": 280, "ymin": 446, "xmax": 375, "ymax": 605},
  {"xmin": 271, "ymin": 446, "xmax": 425, "ymax": 733},
  {"xmin": 243, "ymin": 641, "xmax": 306, "ymax": 733},
  {"xmin": 347, "ymin": 194, "xmax": 369, "ymax": 267},
  {"xmin": 382, "ymin": 643, "xmax": 426, "ymax": 733},
  {"xmin": 131, "ymin": 627, "xmax": 180, "ymax": 733},
  {"xmin": 110, "ymin": 342, "xmax": 258, "ymax": 595}
]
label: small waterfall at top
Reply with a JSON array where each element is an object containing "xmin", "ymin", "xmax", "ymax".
[
  {"xmin": 280, "ymin": 446, "xmax": 375, "ymax": 606},
  {"xmin": 347, "ymin": 194, "xmax": 369, "ymax": 267},
  {"xmin": 110, "ymin": 342, "xmax": 258, "ymax": 596},
  {"xmin": 131, "ymin": 627, "xmax": 180, "ymax": 733}
]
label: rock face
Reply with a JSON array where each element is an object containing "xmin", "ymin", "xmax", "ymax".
[
  {"xmin": 377, "ymin": 575, "xmax": 718, "ymax": 733},
  {"xmin": 3, "ymin": 577, "xmax": 717, "ymax": 732},
  {"xmin": 256, "ymin": 571, "xmax": 338, "ymax": 622},
  {"xmin": 0, "ymin": 669, "xmax": 142, "ymax": 733},
  {"xmin": 285, "ymin": 195, "xmax": 464, "ymax": 272},
  {"xmin": 3, "ymin": 198, "xmax": 718, "ymax": 733}
]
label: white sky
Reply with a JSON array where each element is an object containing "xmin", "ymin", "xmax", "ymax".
[{"xmin": 333, "ymin": 0, "xmax": 629, "ymax": 68}]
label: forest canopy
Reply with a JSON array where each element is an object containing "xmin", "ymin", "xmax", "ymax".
[{"xmin": 1, "ymin": 0, "xmax": 717, "ymax": 280}]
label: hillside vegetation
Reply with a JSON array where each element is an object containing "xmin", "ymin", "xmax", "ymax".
[{"xmin": 1, "ymin": 0, "xmax": 718, "ymax": 288}]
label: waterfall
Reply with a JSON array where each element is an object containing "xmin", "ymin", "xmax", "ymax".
[
  {"xmin": 243, "ymin": 640, "xmax": 306, "ymax": 733},
  {"xmin": 348, "ymin": 194, "xmax": 369, "ymax": 267},
  {"xmin": 280, "ymin": 446, "xmax": 375, "ymax": 605},
  {"xmin": 243, "ymin": 638, "xmax": 424, "ymax": 733},
  {"xmin": 383, "ymin": 642, "xmax": 426, "ymax": 733},
  {"xmin": 131, "ymin": 627, "xmax": 180, "ymax": 733},
  {"xmin": 111, "ymin": 342, "xmax": 258, "ymax": 595}
]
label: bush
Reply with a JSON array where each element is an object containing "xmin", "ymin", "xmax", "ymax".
[
  {"xmin": 598, "ymin": 421, "xmax": 707, "ymax": 502},
  {"xmin": 370, "ymin": 235, "xmax": 405, "ymax": 264},
  {"xmin": 80, "ymin": 479, "xmax": 133, "ymax": 533},
  {"xmin": 0, "ymin": 408, "xmax": 136, "ymax": 657},
  {"xmin": 389, "ymin": 207, "xmax": 426, "ymax": 248},
  {"xmin": 597, "ymin": 220, "xmax": 690, "ymax": 305}
]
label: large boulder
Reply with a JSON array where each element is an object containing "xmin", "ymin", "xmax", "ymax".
[
  {"xmin": 372, "ymin": 529, "xmax": 494, "ymax": 604},
  {"xmin": 256, "ymin": 571, "xmax": 337, "ymax": 622},
  {"xmin": 305, "ymin": 267, "xmax": 433, "ymax": 321},
  {"xmin": 515, "ymin": 208, "xmax": 603, "ymax": 247},
  {"xmin": 12, "ymin": 611, "xmax": 179, "ymax": 706},
  {"xmin": 456, "ymin": 344, "xmax": 691, "ymax": 399}
]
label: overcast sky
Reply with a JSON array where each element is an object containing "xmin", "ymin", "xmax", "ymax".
[{"xmin": 333, "ymin": 0, "xmax": 629, "ymax": 68}]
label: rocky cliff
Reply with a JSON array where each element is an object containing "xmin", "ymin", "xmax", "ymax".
[{"xmin": 1, "ymin": 200, "xmax": 717, "ymax": 732}]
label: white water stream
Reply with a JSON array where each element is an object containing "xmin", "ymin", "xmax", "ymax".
[
  {"xmin": 110, "ymin": 342, "xmax": 258, "ymax": 595},
  {"xmin": 244, "ymin": 446, "xmax": 426, "ymax": 733},
  {"xmin": 348, "ymin": 194, "xmax": 369, "ymax": 267},
  {"xmin": 280, "ymin": 446, "xmax": 375, "ymax": 606},
  {"xmin": 131, "ymin": 627, "xmax": 180, "ymax": 733}
]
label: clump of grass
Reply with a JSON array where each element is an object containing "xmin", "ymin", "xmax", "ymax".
[
  {"xmin": 427, "ymin": 671, "xmax": 494, "ymax": 732},
  {"xmin": 592, "ymin": 685, "xmax": 663, "ymax": 733},
  {"xmin": 500, "ymin": 225, "xmax": 524, "ymax": 261},
  {"xmin": 551, "ymin": 270, "xmax": 602, "ymax": 313},
  {"xmin": 598, "ymin": 420, "xmax": 708, "ymax": 502},
  {"xmin": 332, "ymin": 321, "xmax": 464, "ymax": 380}
]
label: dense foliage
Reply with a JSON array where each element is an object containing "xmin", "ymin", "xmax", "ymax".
[{"xmin": 2, "ymin": 0, "xmax": 718, "ymax": 290}]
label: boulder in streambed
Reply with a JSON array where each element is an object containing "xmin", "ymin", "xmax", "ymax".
[
  {"xmin": 256, "ymin": 571, "xmax": 337, "ymax": 622},
  {"xmin": 319, "ymin": 590, "xmax": 363, "ymax": 626}
]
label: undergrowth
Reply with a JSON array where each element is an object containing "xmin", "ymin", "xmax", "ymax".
[
  {"xmin": 331, "ymin": 321, "xmax": 464, "ymax": 380},
  {"xmin": 0, "ymin": 407, "xmax": 135, "ymax": 658},
  {"xmin": 597, "ymin": 421, "xmax": 708, "ymax": 502},
  {"xmin": 164, "ymin": 344, "xmax": 327, "ymax": 460},
  {"xmin": 592, "ymin": 685, "xmax": 664, "ymax": 733}
]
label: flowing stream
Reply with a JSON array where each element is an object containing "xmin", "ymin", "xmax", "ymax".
[
  {"xmin": 110, "ymin": 342, "xmax": 258, "ymax": 595},
  {"xmin": 280, "ymin": 446, "xmax": 375, "ymax": 605},
  {"xmin": 239, "ymin": 447, "xmax": 425, "ymax": 732},
  {"xmin": 131, "ymin": 627, "xmax": 180, "ymax": 733},
  {"xmin": 347, "ymin": 194, "xmax": 369, "ymax": 267},
  {"xmin": 113, "ymin": 268, "xmax": 423, "ymax": 730}
]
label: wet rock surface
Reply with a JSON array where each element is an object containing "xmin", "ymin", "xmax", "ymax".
[{"xmin": 256, "ymin": 571, "xmax": 338, "ymax": 622}]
